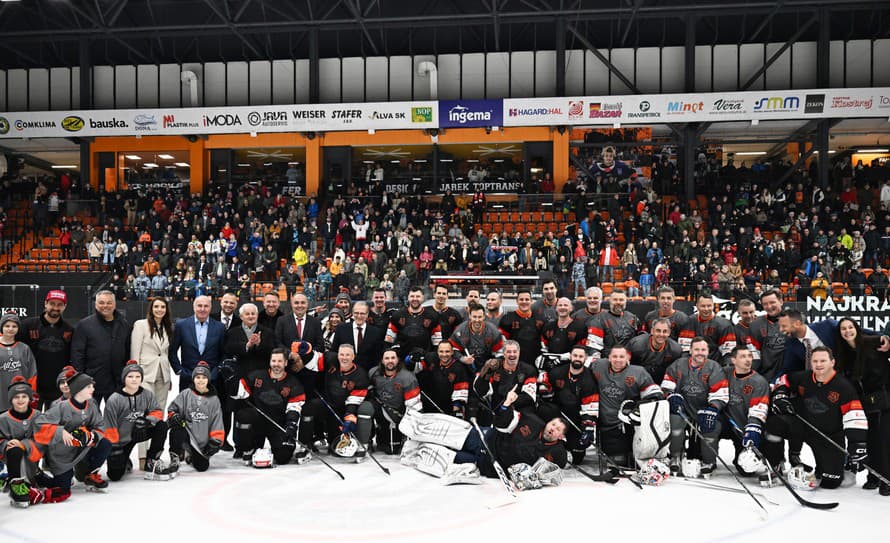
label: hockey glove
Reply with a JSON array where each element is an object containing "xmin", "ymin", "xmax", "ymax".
[
  {"xmin": 667, "ymin": 393, "xmax": 686, "ymax": 416},
  {"xmin": 771, "ymin": 389, "xmax": 795, "ymax": 416},
  {"xmin": 341, "ymin": 417, "xmax": 357, "ymax": 436},
  {"xmin": 168, "ymin": 412, "xmax": 187, "ymax": 429},
  {"xmin": 697, "ymin": 406, "xmax": 719, "ymax": 433},
  {"xmin": 203, "ymin": 438, "xmax": 222, "ymax": 458},
  {"xmin": 452, "ymin": 401, "xmax": 465, "ymax": 419},
  {"xmin": 133, "ymin": 415, "xmax": 153, "ymax": 431},
  {"xmin": 218, "ymin": 359, "xmax": 238, "ymax": 382},
  {"xmin": 579, "ymin": 420, "xmax": 597, "ymax": 449},
  {"xmin": 70, "ymin": 427, "xmax": 99, "ymax": 447},
  {"xmin": 282, "ymin": 420, "xmax": 300, "ymax": 448},
  {"xmin": 741, "ymin": 423, "xmax": 762, "ymax": 449},
  {"xmin": 30, "ymin": 392, "xmax": 40, "ymax": 411},
  {"xmin": 847, "ymin": 441, "xmax": 868, "ymax": 472}
]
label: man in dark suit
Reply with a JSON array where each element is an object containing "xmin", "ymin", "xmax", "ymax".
[
  {"xmin": 331, "ymin": 301, "xmax": 384, "ymax": 371},
  {"xmin": 275, "ymin": 292, "xmax": 323, "ymax": 369},
  {"xmin": 170, "ymin": 295, "xmax": 226, "ymax": 391},
  {"xmin": 778, "ymin": 308, "xmax": 889, "ymax": 379},
  {"xmin": 222, "ymin": 302, "xmax": 274, "ymax": 449},
  {"xmin": 212, "ymin": 292, "xmax": 242, "ymax": 331}
]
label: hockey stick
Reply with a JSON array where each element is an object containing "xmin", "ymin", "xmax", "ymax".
[
  {"xmin": 674, "ymin": 478, "xmax": 780, "ymax": 506},
  {"xmin": 792, "ymin": 412, "xmax": 890, "ymax": 487},
  {"xmin": 727, "ymin": 418, "xmax": 838, "ymax": 510},
  {"xmin": 676, "ymin": 409, "xmax": 769, "ymax": 520},
  {"xmin": 469, "ymin": 417, "xmax": 519, "ymax": 500},
  {"xmin": 555, "ymin": 410, "xmax": 621, "ymax": 485},
  {"xmin": 244, "ymin": 399, "xmax": 345, "ymax": 480},
  {"xmin": 420, "ymin": 390, "xmax": 446, "ymax": 414},
  {"xmin": 314, "ymin": 392, "xmax": 390, "ymax": 475}
]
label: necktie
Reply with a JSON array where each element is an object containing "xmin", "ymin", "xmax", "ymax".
[
  {"xmin": 357, "ymin": 326, "xmax": 363, "ymax": 350},
  {"xmin": 804, "ymin": 338, "xmax": 813, "ymax": 370},
  {"xmin": 223, "ymin": 315, "xmax": 230, "ymax": 329},
  {"xmin": 296, "ymin": 318, "xmax": 302, "ymax": 339}
]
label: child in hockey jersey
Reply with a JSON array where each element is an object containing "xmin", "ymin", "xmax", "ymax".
[
  {"xmin": 104, "ymin": 361, "xmax": 176, "ymax": 481},
  {"xmin": 32, "ymin": 372, "xmax": 112, "ymax": 501},
  {"xmin": 167, "ymin": 361, "xmax": 224, "ymax": 472},
  {"xmin": 0, "ymin": 377, "xmax": 43, "ymax": 508},
  {"xmin": 52, "ymin": 366, "xmax": 77, "ymax": 407},
  {"xmin": 0, "ymin": 313, "xmax": 38, "ymax": 409}
]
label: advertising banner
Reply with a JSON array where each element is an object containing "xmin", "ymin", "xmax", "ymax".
[
  {"xmin": 502, "ymin": 87, "xmax": 890, "ymax": 126},
  {"xmin": 438, "ymin": 100, "xmax": 503, "ymax": 128},
  {"xmin": 0, "ymin": 101, "xmax": 437, "ymax": 139}
]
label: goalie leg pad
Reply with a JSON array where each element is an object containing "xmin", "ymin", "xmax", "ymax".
[
  {"xmin": 402, "ymin": 442, "xmax": 458, "ymax": 478},
  {"xmin": 398, "ymin": 410, "xmax": 472, "ymax": 450},
  {"xmin": 633, "ymin": 400, "xmax": 671, "ymax": 464},
  {"xmin": 442, "ymin": 463, "xmax": 483, "ymax": 485}
]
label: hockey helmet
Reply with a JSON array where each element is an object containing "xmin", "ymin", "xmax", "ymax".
[
  {"xmin": 333, "ymin": 434, "xmax": 358, "ymax": 458},
  {"xmin": 251, "ymin": 448, "xmax": 275, "ymax": 469}
]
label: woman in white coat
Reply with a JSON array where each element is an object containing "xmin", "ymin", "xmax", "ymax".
[{"xmin": 130, "ymin": 297, "xmax": 173, "ymax": 466}]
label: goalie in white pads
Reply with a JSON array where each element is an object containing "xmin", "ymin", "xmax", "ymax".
[{"xmin": 399, "ymin": 389, "xmax": 567, "ymax": 488}]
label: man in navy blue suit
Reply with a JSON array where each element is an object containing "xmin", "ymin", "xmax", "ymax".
[
  {"xmin": 170, "ymin": 295, "xmax": 227, "ymax": 391},
  {"xmin": 777, "ymin": 308, "xmax": 889, "ymax": 379}
]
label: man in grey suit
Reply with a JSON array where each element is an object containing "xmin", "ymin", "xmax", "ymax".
[{"xmin": 170, "ymin": 295, "xmax": 226, "ymax": 391}]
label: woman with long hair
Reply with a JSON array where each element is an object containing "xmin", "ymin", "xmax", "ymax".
[
  {"xmin": 130, "ymin": 297, "xmax": 174, "ymax": 468},
  {"xmin": 835, "ymin": 317, "xmax": 890, "ymax": 495}
]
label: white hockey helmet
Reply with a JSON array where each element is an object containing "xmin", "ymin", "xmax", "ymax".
[{"xmin": 251, "ymin": 448, "xmax": 275, "ymax": 469}]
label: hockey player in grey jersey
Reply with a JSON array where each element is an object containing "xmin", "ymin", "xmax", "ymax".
[
  {"xmin": 32, "ymin": 372, "xmax": 112, "ymax": 501},
  {"xmin": 661, "ymin": 336, "xmax": 729, "ymax": 477},
  {"xmin": 590, "ymin": 346, "xmax": 663, "ymax": 467},
  {"xmin": 626, "ymin": 318, "xmax": 684, "ymax": 384},
  {"xmin": 0, "ymin": 313, "xmax": 38, "ymax": 409},
  {"xmin": 719, "ymin": 346, "xmax": 770, "ymax": 475},
  {"xmin": 368, "ymin": 349, "xmax": 422, "ymax": 454},
  {"xmin": 167, "ymin": 361, "xmax": 225, "ymax": 472},
  {"xmin": 1, "ymin": 378, "xmax": 43, "ymax": 507},
  {"xmin": 103, "ymin": 361, "xmax": 175, "ymax": 481}
]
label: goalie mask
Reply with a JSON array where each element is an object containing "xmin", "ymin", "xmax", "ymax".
[
  {"xmin": 736, "ymin": 448, "xmax": 766, "ymax": 475},
  {"xmin": 638, "ymin": 458, "xmax": 670, "ymax": 486},
  {"xmin": 334, "ymin": 434, "xmax": 358, "ymax": 458}
]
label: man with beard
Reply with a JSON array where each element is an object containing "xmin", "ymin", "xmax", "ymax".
[
  {"xmin": 661, "ymin": 336, "xmax": 729, "ymax": 477},
  {"xmin": 539, "ymin": 346, "xmax": 599, "ymax": 464},
  {"xmin": 590, "ymin": 346, "xmax": 664, "ymax": 468},
  {"xmin": 448, "ymin": 304, "xmax": 505, "ymax": 371},
  {"xmin": 17, "ymin": 290, "xmax": 74, "ymax": 409},
  {"xmin": 746, "ymin": 289, "xmax": 786, "ymax": 381},
  {"xmin": 457, "ymin": 288, "xmax": 482, "ymax": 321},
  {"xmin": 412, "ymin": 342, "xmax": 471, "ymax": 418},
  {"xmin": 469, "ymin": 340, "xmax": 537, "ymax": 425},
  {"xmin": 572, "ymin": 287, "xmax": 603, "ymax": 329},
  {"xmin": 386, "ymin": 287, "xmax": 443, "ymax": 354},
  {"xmin": 499, "ymin": 290, "xmax": 545, "ymax": 365},
  {"xmin": 677, "ymin": 294, "xmax": 736, "ymax": 367},
  {"xmin": 531, "ymin": 280, "xmax": 558, "ymax": 324},
  {"xmin": 587, "ymin": 290, "xmax": 641, "ymax": 359},
  {"xmin": 626, "ymin": 318, "xmax": 684, "ymax": 384},
  {"xmin": 540, "ymin": 297, "xmax": 588, "ymax": 363},
  {"xmin": 368, "ymin": 349, "xmax": 422, "ymax": 454},
  {"xmin": 733, "ymin": 299, "xmax": 762, "ymax": 371},
  {"xmin": 485, "ymin": 291, "xmax": 505, "ymax": 327},
  {"xmin": 643, "ymin": 286, "xmax": 689, "ymax": 340}
]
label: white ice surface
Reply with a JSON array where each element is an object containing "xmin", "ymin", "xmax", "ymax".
[{"xmin": 2, "ymin": 374, "xmax": 886, "ymax": 542}]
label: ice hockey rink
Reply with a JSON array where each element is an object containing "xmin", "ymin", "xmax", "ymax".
[{"xmin": 1, "ymin": 437, "xmax": 885, "ymax": 542}]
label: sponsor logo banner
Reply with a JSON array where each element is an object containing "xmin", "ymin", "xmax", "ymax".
[
  {"xmin": 804, "ymin": 94, "xmax": 825, "ymax": 114},
  {"xmin": 752, "ymin": 95, "xmax": 801, "ymax": 113},
  {"xmin": 438, "ymin": 100, "xmax": 503, "ymax": 128}
]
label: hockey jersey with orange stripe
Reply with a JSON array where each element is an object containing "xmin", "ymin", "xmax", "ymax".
[
  {"xmin": 725, "ymin": 370, "xmax": 770, "ymax": 427},
  {"xmin": 368, "ymin": 366, "xmax": 421, "ymax": 416},
  {"xmin": 32, "ymin": 398, "xmax": 106, "ymax": 474},
  {"xmin": 103, "ymin": 387, "xmax": 164, "ymax": 446},
  {"xmin": 167, "ymin": 386, "xmax": 225, "ymax": 449},
  {"xmin": 661, "ymin": 357, "xmax": 729, "ymax": 411},
  {"xmin": 775, "ymin": 370, "xmax": 868, "ymax": 442},
  {"xmin": 0, "ymin": 408, "xmax": 42, "ymax": 477},
  {"xmin": 677, "ymin": 315, "xmax": 736, "ymax": 366},
  {"xmin": 0, "ymin": 341, "xmax": 37, "ymax": 408}
]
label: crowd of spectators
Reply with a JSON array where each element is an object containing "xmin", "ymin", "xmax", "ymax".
[{"xmin": 3, "ymin": 148, "xmax": 890, "ymax": 306}]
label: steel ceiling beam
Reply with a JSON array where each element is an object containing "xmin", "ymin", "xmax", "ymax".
[
  {"xmin": 345, "ymin": 0, "xmax": 380, "ymax": 56},
  {"xmin": 567, "ymin": 24, "xmax": 641, "ymax": 94},
  {"xmin": 200, "ymin": 0, "xmax": 264, "ymax": 58},
  {"xmin": 740, "ymin": 12, "xmax": 817, "ymax": 91},
  {"xmin": 2, "ymin": 1, "xmax": 885, "ymax": 43}
]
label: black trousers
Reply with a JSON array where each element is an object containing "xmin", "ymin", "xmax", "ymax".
[
  {"xmin": 169, "ymin": 425, "xmax": 210, "ymax": 472},
  {"xmin": 865, "ymin": 409, "xmax": 890, "ymax": 483},
  {"xmin": 763, "ymin": 414, "xmax": 846, "ymax": 489},
  {"xmin": 233, "ymin": 406, "xmax": 314, "ymax": 465},
  {"xmin": 107, "ymin": 423, "xmax": 168, "ymax": 481}
]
